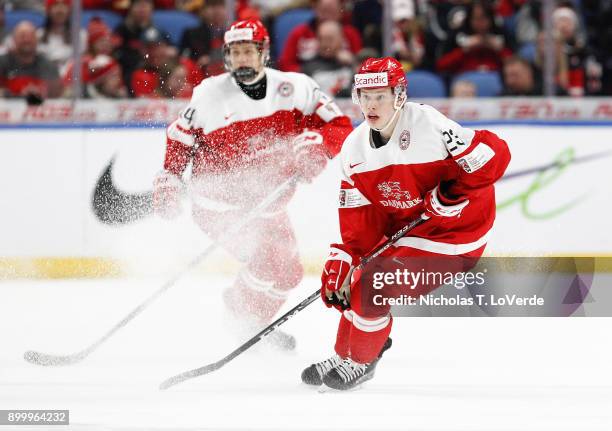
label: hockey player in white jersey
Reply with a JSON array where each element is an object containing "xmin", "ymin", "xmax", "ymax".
[
  {"xmin": 152, "ymin": 19, "xmax": 353, "ymax": 349},
  {"xmin": 301, "ymin": 57, "xmax": 510, "ymax": 388}
]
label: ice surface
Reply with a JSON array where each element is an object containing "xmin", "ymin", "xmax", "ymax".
[{"xmin": 1, "ymin": 275, "xmax": 611, "ymax": 431}]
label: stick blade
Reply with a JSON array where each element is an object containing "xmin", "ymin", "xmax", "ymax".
[
  {"xmin": 23, "ymin": 350, "xmax": 83, "ymax": 367},
  {"xmin": 159, "ymin": 362, "xmax": 222, "ymax": 390},
  {"xmin": 159, "ymin": 374, "xmax": 187, "ymax": 390}
]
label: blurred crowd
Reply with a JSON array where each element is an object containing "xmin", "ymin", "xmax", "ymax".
[{"xmin": 0, "ymin": 0, "xmax": 610, "ymax": 102}]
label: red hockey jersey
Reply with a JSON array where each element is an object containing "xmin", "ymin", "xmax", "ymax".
[{"xmin": 336, "ymin": 102, "xmax": 511, "ymax": 256}]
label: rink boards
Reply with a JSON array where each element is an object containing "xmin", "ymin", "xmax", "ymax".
[{"xmin": 1, "ymin": 123, "xmax": 611, "ymax": 278}]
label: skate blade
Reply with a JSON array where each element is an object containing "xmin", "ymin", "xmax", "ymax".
[
  {"xmin": 319, "ymin": 383, "xmax": 366, "ymax": 393},
  {"xmin": 321, "ymin": 372, "xmax": 374, "ymax": 392}
]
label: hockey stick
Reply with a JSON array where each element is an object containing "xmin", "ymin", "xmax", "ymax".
[
  {"xmin": 159, "ymin": 213, "xmax": 428, "ymax": 390},
  {"xmin": 23, "ymin": 176, "xmax": 298, "ymax": 367}
]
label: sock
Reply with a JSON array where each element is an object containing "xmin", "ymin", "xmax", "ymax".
[
  {"xmin": 348, "ymin": 313, "xmax": 393, "ymax": 364},
  {"xmin": 333, "ymin": 311, "xmax": 353, "ymax": 358}
]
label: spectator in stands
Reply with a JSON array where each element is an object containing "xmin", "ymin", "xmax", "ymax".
[
  {"xmin": 84, "ymin": 54, "xmax": 127, "ymax": 98},
  {"xmin": 450, "ymin": 79, "xmax": 476, "ymax": 97},
  {"xmin": 180, "ymin": 0, "xmax": 227, "ymax": 78},
  {"xmin": 514, "ymin": 0, "xmax": 540, "ymax": 48},
  {"xmin": 62, "ymin": 17, "xmax": 118, "ymax": 96},
  {"xmin": 351, "ymin": 0, "xmax": 383, "ymax": 54},
  {"xmin": 515, "ymin": 1, "xmax": 589, "ymax": 72},
  {"xmin": 0, "ymin": 1, "xmax": 8, "ymax": 55},
  {"xmin": 159, "ymin": 62, "xmax": 192, "ymax": 98},
  {"xmin": 6, "ymin": 0, "xmax": 45, "ymax": 12},
  {"xmin": 550, "ymin": 6, "xmax": 587, "ymax": 97},
  {"xmin": 0, "ymin": 21, "xmax": 61, "ymax": 101},
  {"xmin": 131, "ymin": 27, "xmax": 202, "ymax": 98},
  {"xmin": 87, "ymin": 17, "xmax": 116, "ymax": 57},
  {"xmin": 83, "ymin": 0, "xmax": 190, "ymax": 13},
  {"xmin": 391, "ymin": 0, "xmax": 424, "ymax": 71},
  {"xmin": 525, "ymin": 6, "xmax": 586, "ymax": 98},
  {"xmin": 436, "ymin": 0, "xmax": 512, "ymax": 77},
  {"xmin": 114, "ymin": 0, "xmax": 163, "ymax": 94},
  {"xmin": 582, "ymin": 0, "xmax": 611, "ymax": 94},
  {"xmin": 278, "ymin": 0, "xmax": 361, "ymax": 72},
  {"xmin": 501, "ymin": 55, "xmax": 543, "ymax": 96},
  {"xmin": 301, "ymin": 20, "xmax": 353, "ymax": 97},
  {"xmin": 37, "ymin": 0, "xmax": 87, "ymax": 76},
  {"xmin": 421, "ymin": 0, "xmax": 471, "ymax": 71}
]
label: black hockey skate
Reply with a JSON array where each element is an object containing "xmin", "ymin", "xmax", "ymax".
[
  {"xmin": 302, "ymin": 337, "xmax": 392, "ymax": 387},
  {"xmin": 301, "ymin": 354, "xmax": 343, "ymax": 386},
  {"xmin": 322, "ymin": 338, "xmax": 392, "ymax": 390}
]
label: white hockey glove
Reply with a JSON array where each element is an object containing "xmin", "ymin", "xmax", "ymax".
[
  {"xmin": 293, "ymin": 131, "xmax": 328, "ymax": 183},
  {"xmin": 423, "ymin": 185, "xmax": 469, "ymax": 220}
]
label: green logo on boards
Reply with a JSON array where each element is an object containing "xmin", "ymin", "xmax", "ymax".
[{"xmin": 497, "ymin": 147, "xmax": 586, "ymax": 220}]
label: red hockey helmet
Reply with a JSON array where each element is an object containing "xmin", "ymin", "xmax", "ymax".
[
  {"xmin": 224, "ymin": 19, "xmax": 270, "ymax": 49},
  {"xmin": 224, "ymin": 19, "xmax": 270, "ymax": 81},
  {"xmin": 352, "ymin": 57, "xmax": 407, "ymax": 109}
]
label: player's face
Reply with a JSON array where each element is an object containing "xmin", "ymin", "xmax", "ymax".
[
  {"xmin": 358, "ymin": 88, "xmax": 396, "ymax": 129},
  {"xmin": 228, "ymin": 42, "xmax": 263, "ymax": 74}
]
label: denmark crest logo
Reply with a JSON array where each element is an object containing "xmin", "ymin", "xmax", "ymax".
[
  {"xmin": 377, "ymin": 181, "xmax": 408, "ymax": 200},
  {"xmin": 377, "ymin": 181, "xmax": 422, "ymax": 209},
  {"xmin": 399, "ymin": 130, "xmax": 410, "ymax": 150},
  {"xmin": 278, "ymin": 82, "xmax": 294, "ymax": 97}
]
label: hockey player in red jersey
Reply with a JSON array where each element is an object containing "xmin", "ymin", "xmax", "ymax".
[
  {"xmin": 301, "ymin": 57, "xmax": 511, "ymax": 388},
  {"xmin": 152, "ymin": 19, "xmax": 353, "ymax": 348}
]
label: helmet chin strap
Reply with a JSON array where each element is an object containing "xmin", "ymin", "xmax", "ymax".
[
  {"xmin": 371, "ymin": 106, "xmax": 401, "ymax": 133},
  {"xmin": 369, "ymin": 88, "xmax": 406, "ymax": 134}
]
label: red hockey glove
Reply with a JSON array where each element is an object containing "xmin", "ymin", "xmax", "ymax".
[
  {"xmin": 423, "ymin": 185, "xmax": 469, "ymax": 220},
  {"xmin": 153, "ymin": 171, "xmax": 184, "ymax": 220},
  {"xmin": 293, "ymin": 131, "xmax": 328, "ymax": 183},
  {"xmin": 321, "ymin": 245, "xmax": 357, "ymax": 310}
]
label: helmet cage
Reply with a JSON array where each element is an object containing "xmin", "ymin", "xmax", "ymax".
[{"xmin": 223, "ymin": 40, "xmax": 270, "ymax": 74}]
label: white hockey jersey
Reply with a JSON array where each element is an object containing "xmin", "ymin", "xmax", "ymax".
[
  {"xmin": 162, "ymin": 68, "xmax": 352, "ymax": 210},
  {"xmin": 335, "ymin": 102, "xmax": 511, "ymax": 256}
]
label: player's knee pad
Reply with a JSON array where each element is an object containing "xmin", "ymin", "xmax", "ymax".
[
  {"xmin": 344, "ymin": 309, "xmax": 392, "ymax": 333},
  {"xmin": 225, "ymin": 268, "xmax": 291, "ymax": 322},
  {"xmin": 248, "ymin": 249, "xmax": 303, "ymax": 292},
  {"xmin": 236, "ymin": 268, "xmax": 289, "ymax": 300}
]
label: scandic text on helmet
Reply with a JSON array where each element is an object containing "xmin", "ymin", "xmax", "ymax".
[
  {"xmin": 354, "ymin": 73, "xmax": 389, "ymax": 89},
  {"xmin": 224, "ymin": 28, "xmax": 254, "ymax": 44}
]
